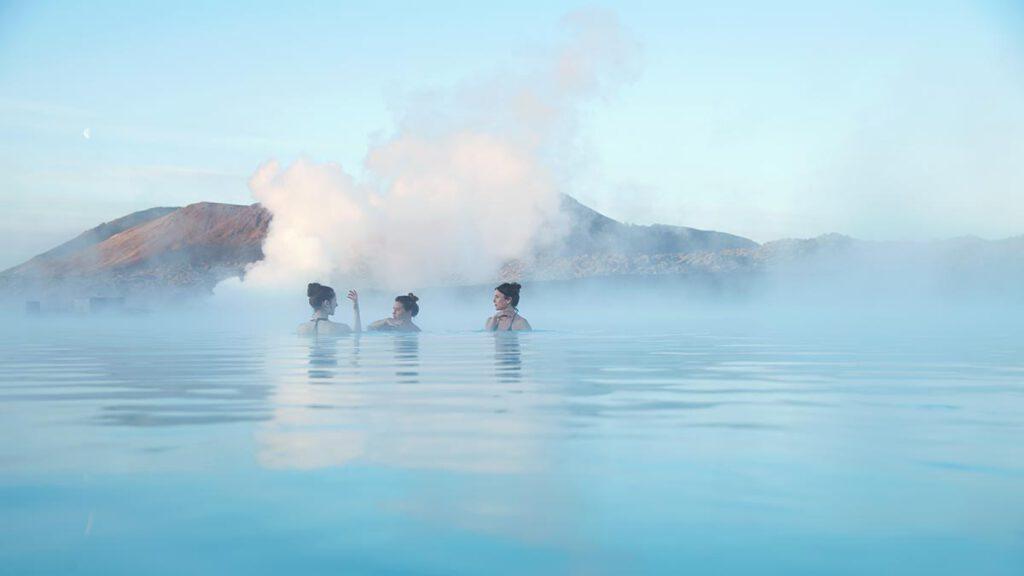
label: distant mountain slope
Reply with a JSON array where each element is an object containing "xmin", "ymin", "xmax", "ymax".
[
  {"xmin": 558, "ymin": 195, "xmax": 758, "ymax": 255},
  {"xmin": 0, "ymin": 195, "xmax": 761, "ymax": 301},
  {"xmin": 1, "ymin": 202, "xmax": 270, "ymax": 299},
  {"xmin": 7, "ymin": 195, "xmax": 1016, "ymax": 304},
  {"xmin": 504, "ymin": 230, "xmax": 1024, "ymax": 291},
  {"xmin": 6, "ymin": 207, "xmax": 178, "ymax": 275},
  {"xmin": 80, "ymin": 202, "xmax": 269, "ymax": 273}
]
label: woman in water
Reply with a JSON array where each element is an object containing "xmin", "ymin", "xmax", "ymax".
[
  {"xmin": 298, "ymin": 283, "xmax": 361, "ymax": 336},
  {"xmin": 354, "ymin": 291, "xmax": 422, "ymax": 332},
  {"xmin": 485, "ymin": 282, "xmax": 531, "ymax": 331}
]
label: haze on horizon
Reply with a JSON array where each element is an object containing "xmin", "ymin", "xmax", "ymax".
[{"xmin": 1, "ymin": 0, "xmax": 1023, "ymax": 271}]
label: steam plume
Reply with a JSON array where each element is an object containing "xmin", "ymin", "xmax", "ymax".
[{"xmin": 242, "ymin": 9, "xmax": 637, "ymax": 290}]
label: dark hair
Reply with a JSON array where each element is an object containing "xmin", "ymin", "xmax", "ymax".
[
  {"xmin": 307, "ymin": 283, "xmax": 336, "ymax": 310},
  {"xmin": 395, "ymin": 293, "xmax": 420, "ymax": 317},
  {"xmin": 495, "ymin": 282, "xmax": 522, "ymax": 308}
]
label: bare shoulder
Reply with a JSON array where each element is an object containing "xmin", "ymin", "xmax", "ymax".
[
  {"xmin": 368, "ymin": 319, "xmax": 388, "ymax": 330},
  {"xmin": 298, "ymin": 321, "xmax": 351, "ymax": 336},
  {"xmin": 324, "ymin": 322, "xmax": 352, "ymax": 335},
  {"xmin": 513, "ymin": 316, "xmax": 532, "ymax": 331}
]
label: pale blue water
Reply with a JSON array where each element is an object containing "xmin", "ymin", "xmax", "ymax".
[{"xmin": 1, "ymin": 316, "xmax": 1023, "ymax": 574}]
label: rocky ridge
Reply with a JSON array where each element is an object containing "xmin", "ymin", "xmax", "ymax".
[{"xmin": 3, "ymin": 196, "xmax": 1021, "ymax": 303}]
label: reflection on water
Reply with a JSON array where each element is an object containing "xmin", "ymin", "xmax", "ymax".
[
  {"xmin": 493, "ymin": 333, "xmax": 521, "ymax": 383},
  {"xmin": 349, "ymin": 335, "xmax": 361, "ymax": 369},
  {"xmin": 306, "ymin": 335, "xmax": 362, "ymax": 379},
  {"xmin": 255, "ymin": 332, "xmax": 545, "ymax": 475},
  {"xmin": 307, "ymin": 338, "xmax": 338, "ymax": 379},
  {"xmin": 1, "ymin": 325, "xmax": 1023, "ymax": 574},
  {"xmin": 0, "ymin": 333, "xmax": 272, "ymax": 429},
  {"xmin": 393, "ymin": 334, "xmax": 419, "ymax": 383}
]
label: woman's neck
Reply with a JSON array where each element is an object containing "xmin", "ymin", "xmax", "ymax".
[{"xmin": 312, "ymin": 309, "xmax": 330, "ymax": 320}]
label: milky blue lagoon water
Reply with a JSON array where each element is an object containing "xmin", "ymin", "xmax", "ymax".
[{"xmin": 2, "ymin": 313, "xmax": 1022, "ymax": 574}]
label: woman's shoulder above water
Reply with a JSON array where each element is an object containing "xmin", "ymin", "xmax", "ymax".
[
  {"xmin": 485, "ymin": 312, "xmax": 531, "ymax": 331},
  {"xmin": 297, "ymin": 320, "xmax": 352, "ymax": 336},
  {"xmin": 512, "ymin": 315, "xmax": 531, "ymax": 331},
  {"xmin": 368, "ymin": 318, "xmax": 420, "ymax": 332}
]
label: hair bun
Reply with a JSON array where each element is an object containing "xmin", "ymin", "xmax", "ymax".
[
  {"xmin": 307, "ymin": 282, "xmax": 321, "ymax": 297},
  {"xmin": 407, "ymin": 292, "xmax": 419, "ymax": 302},
  {"xmin": 510, "ymin": 283, "xmax": 521, "ymax": 291}
]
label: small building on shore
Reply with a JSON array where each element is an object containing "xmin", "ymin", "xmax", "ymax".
[{"xmin": 72, "ymin": 297, "xmax": 126, "ymax": 314}]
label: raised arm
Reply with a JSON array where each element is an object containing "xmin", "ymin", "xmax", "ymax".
[{"xmin": 348, "ymin": 289, "xmax": 362, "ymax": 333}]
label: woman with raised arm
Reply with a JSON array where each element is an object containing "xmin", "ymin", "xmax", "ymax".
[
  {"xmin": 353, "ymin": 291, "xmax": 421, "ymax": 332},
  {"xmin": 486, "ymin": 282, "xmax": 532, "ymax": 331},
  {"xmin": 298, "ymin": 283, "xmax": 361, "ymax": 336}
]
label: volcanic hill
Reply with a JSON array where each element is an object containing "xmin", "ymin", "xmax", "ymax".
[
  {"xmin": 5, "ymin": 196, "xmax": 1019, "ymax": 305},
  {"xmin": 1, "ymin": 202, "xmax": 271, "ymax": 300},
  {"xmin": 0, "ymin": 196, "xmax": 756, "ymax": 301}
]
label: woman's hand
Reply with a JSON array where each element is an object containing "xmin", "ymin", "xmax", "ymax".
[{"xmin": 348, "ymin": 289, "xmax": 359, "ymax": 308}]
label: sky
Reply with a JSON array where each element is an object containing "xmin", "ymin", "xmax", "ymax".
[{"xmin": 1, "ymin": 0, "xmax": 1022, "ymax": 269}]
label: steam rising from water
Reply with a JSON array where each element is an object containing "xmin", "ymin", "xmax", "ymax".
[{"xmin": 242, "ymin": 10, "xmax": 637, "ymax": 290}]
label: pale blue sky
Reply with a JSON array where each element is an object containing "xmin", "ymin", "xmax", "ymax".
[{"xmin": 2, "ymin": 0, "xmax": 1022, "ymax": 268}]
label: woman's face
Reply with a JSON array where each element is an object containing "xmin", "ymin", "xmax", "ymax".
[
  {"xmin": 493, "ymin": 290, "xmax": 511, "ymax": 311},
  {"xmin": 392, "ymin": 300, "xmax": 409, "ymax": 320},
  {"xmin": 325, "ymin": 297, "xmax": 338, "ymax": 316}
]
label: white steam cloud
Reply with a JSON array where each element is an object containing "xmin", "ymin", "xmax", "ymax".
[{"xmin": 243, "ymin": 10, "xmax": 638, "ymax": 290}]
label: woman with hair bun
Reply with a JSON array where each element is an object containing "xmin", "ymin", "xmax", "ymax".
[
  {"xmin": 298, "ymin": 283, "xmax": 361, "ymax": 336},
  {"xmin": 486, "ymin": 282, "xmax": 531, "ymax": 331},
  {"xmin": 354, "ymin": 291, "xmax": 422, "ymax": 332}
]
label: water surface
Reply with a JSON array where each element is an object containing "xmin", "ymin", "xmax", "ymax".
[{"xmin": 1, "ymin": 318, "xmax": 1022, "ymax": 574}]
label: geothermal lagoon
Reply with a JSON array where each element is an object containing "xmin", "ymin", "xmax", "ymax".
[{"xmin": 2, "ymin": 305, "xmax": 1021, "ymax": 575}]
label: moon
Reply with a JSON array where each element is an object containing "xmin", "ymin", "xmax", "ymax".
[{"xmin": 82, "ymin": 128, "xmax": 91, "ymax": 140}]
